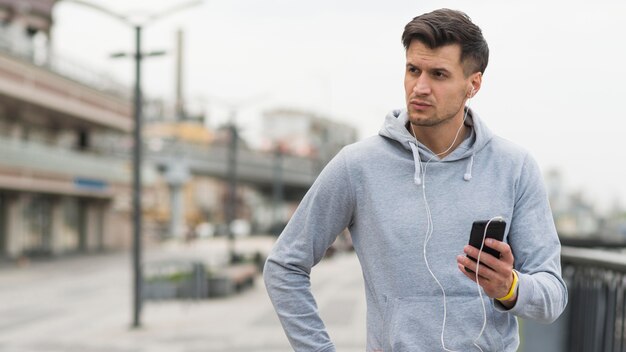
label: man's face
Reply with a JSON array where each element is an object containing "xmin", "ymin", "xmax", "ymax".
[{"xmin": 404, "ymin": 40, "xmax": 479, "ymax": 128}]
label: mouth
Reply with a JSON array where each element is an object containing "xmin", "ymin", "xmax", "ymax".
[{"xmin": 409, "ymin": 100, "xmax": 432, "ymax": 110}]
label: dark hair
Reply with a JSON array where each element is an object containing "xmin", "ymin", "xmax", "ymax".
[{"xmin": 402, "ymin": 9, "xmax": 489, "ymax": 76}]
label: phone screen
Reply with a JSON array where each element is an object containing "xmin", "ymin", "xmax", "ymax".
[{"xmin": 465, "ymin": 219, "xmax": 506, "ymax": 273}]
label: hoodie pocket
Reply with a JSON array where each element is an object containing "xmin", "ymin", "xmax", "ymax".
[{"xmin": 382, "ymin": 295, "xmax": 505, "ymax": 352}]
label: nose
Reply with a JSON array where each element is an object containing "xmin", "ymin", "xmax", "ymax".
[{"xmin": 412, "ymin": 76, "xmax": 431, "ymax": 96}]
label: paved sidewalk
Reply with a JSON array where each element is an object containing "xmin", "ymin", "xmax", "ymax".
[{"xmin": 0, "ymin": 237, "xmax": 367, "ymax": 351}]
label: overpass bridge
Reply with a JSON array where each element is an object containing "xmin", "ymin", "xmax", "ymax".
[
  {"xmin": 147, "ymin": 139, "xmax": 326, "ymax": 201},
  {"xmin": 145, "ymin": 138, "xmax": 330, "ymax": 238}
]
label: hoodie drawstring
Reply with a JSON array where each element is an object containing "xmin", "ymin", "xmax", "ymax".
[
  {"xmin": 409, "ymin": 142, "xmax": 474, "ymax": 184},
  {"xmin": 464, "ymin": 154, "xmax": 474, "ymax": 181},
  {"xmin": 409, "ymin": 142, "xmax": 423, "ymax": 186}
]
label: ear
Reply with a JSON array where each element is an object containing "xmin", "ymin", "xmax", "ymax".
[{"xmin": 467, "ymin": 72, "xmax": 483, "ymax": 98}]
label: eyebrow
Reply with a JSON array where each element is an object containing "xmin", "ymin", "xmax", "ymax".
[{"xmin": 406, "ymin": 63, "xmax": 452, "ymax": 73}]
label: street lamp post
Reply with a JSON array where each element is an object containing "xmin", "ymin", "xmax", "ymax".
[
  {"xmin": 131, "ymin": 25, "xmax": 144, "ymax": 328},
  {"xmin": 61, "ymin": 0, "xmax": 203, "ymax": 328}
]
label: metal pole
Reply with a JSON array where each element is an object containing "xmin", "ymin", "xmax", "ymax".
[
  {"xmin": 175, "ymin": 28, "xmax": 185, "ymax": 121},
  {"xmin": 272, "ymin": 146, "xmax": 283, "ymax": 234},
  {"xmin": 132, "ymin": 25, "xmax": 143, "ymax": 328},
  {"xmin": 226, "ymin": 122, "xmax": 238, "ymax": 263}
]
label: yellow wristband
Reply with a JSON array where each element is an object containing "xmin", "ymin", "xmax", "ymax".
[{"xmin": 496, "ymin": 270, "xmax": 519, "ymax": 301}]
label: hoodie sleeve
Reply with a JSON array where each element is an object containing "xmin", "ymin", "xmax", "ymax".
[
  {"xmin": 494, "ymin": 153, "xmax": 568, "ymax": 323},
  {"xmin": 263, "ymin": 149, "xmax": 355, "ymax": 352}
]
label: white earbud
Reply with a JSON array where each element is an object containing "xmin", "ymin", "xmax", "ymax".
[{"xmin": 468, "ymin": 86, "xmax": 475, "ymax": 98}]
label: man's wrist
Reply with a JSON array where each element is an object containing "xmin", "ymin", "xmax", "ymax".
[{"xmin": 496, "ymin": 270, "xmax": 519, "ymax": 302}]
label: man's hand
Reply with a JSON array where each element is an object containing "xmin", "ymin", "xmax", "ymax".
[{"xmin": 456, "ymin": 238, "xmax": 517, "ymax": 308}]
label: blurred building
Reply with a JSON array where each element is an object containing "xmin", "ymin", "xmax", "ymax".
[
  {"xmin": 0, "ymin": 0, "xmax": 360, "ymax": 261},
  {"xmin": 143, "ymin": 107, "xmax": 359, "ymax": 239},
  {"xmin": 143, "ymin": 119, "xmax": 223, "ymax": 238},
  {"xmin": 0, "ymin": 0, "xmax": 139, "ymax": 260},
  {"xmin": 601, "ymin": 206, "xmax": 626, "ymax": 240},
  {"xmin": 0, "ymin": 0, "xmax": 55, "ymax": 65},
  {"xmin": 142, "ymin": 117, "xmax": 294, "ymax": 239},
  {"xmin": 546, "ymin": 169, "xmax": 600, "ymax": 237},
  {"xmin": 256, "ymin": 108, "xmax": 358, "ymax": 233},
  {"xmin": 261, "ymin": 108, "xmax": 358, "ymax": 162}
]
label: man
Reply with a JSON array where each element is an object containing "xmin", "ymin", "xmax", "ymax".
[{"xmin": 264, "ymin": 8, "xmax": 567, "ymax": 352}]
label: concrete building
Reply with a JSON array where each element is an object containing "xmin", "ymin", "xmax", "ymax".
[{"xmin": 0, "ymin": 0, "xmax": 137, "ymax": 260}]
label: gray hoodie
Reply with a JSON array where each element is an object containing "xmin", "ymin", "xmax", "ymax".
[{"xmin": 264, "ymin": 108, "xmax": 567, "ymax": 352}]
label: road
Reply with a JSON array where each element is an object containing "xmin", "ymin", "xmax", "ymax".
[{"xmin": 0, "ymin": 237, "xmax": 367, "ymax": 351}]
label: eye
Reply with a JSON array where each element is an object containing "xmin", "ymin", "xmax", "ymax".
[
  {"xmin": 433, "ymin": 70, "xmax": 447, "ymax": 79},
  {"xmin": 407, "ymin": 65, "xmax": 419, "ymax": 74}
]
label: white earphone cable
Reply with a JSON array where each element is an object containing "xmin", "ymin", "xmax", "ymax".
[
  {"xmin": 412, "ymin": 95, "xmax": 473, "ymax": 352},
  {"xmin": 472, "ymin": 216, "xmax": 505, "ymax": 352}
]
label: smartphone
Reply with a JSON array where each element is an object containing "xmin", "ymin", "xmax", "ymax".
[{"xmin": 465, "ymin": 219, "xmax": 506, "ymax": 274}]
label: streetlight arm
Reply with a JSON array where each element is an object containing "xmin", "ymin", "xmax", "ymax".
[
  {"xmin": 144, "ymin": 0, "xmax": 204, "ymax": 26},
  {"xmin": 61, "ymin": 0, "xmax": 204, "ymax": 27},
  {"xmin": 61, "ymin": 0, "xmax": 131, "ymax": 26}
]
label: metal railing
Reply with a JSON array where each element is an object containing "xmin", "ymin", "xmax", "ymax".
[{"xmin": 561, "ymin": 246, "xmax": 626, "ymax": 352}]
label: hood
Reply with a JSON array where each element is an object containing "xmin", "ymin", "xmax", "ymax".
[{"xmin": 378, "ymin": 108, "xmax": 494, "ymax": 185}]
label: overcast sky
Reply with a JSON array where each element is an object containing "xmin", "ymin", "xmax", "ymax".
[{"xmin": 51, "ymin": 0, "xmax": 626, "ymax": 213}]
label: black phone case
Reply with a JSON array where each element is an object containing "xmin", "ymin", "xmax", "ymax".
[{"xmin": 465, "ymin": 219, "xmax": 506, "ymax": 274}]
